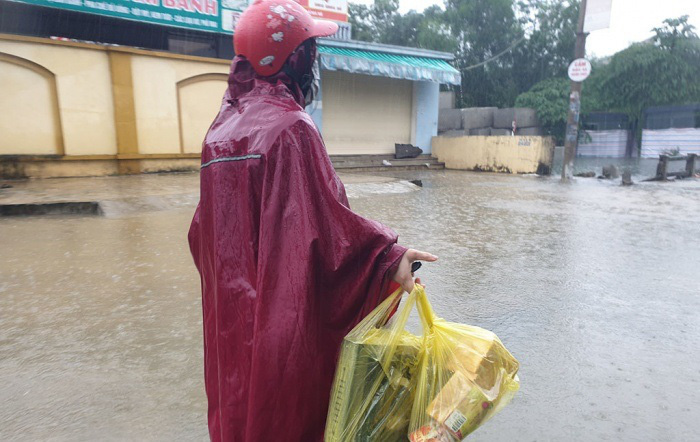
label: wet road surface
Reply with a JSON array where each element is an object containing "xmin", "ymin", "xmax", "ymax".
[{"xmin": 1, "ymin": 169, "xmax": 699, "ymax": 441}]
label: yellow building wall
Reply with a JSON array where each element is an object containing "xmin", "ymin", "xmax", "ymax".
[
  {"xmin": 0, "ymin": 57, "xmax": 59, "ymax": 155},
  {"xmin": 0, "ymin": 39, "xmax": 116, "ymax": 156},
  {"xmin": 130, "ymin": 55, "xmax": 228, "ymax": 154},
  {"xmin": 178, "ymin": 74, "xmax": 229, "ymax": 153},
  {"xmin": 432, "ymin": 135, "xmax": 555, "ymax": 174},
  {"xmin": 321, "ymin": 71, "xmax": 412, "ymax": 155},
  {"xmin": 0, "ymin": 35, "xmax": 229, "ymax": 159}
]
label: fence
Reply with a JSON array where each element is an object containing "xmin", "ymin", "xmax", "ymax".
[
  {"xmin": 577, "ymin": 129, "xmax": 628, "ymax": 158},
  {"xmin": 640, "ymin": 128, "xmax": 700, "ymax": 158}
]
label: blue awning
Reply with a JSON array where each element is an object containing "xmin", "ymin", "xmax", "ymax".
[{"xmin": 318, "ymin": 44, "xmax": 461, "ymax": 85}]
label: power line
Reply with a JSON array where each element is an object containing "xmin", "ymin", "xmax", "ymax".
[{"xmin": 461, "ymin": 35, "xmax": 527, "ymax": 71}]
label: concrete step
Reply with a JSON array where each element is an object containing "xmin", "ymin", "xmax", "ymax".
[
  {"xmin": 331, "ymin": 153, "xmax": 434, "ymax": 162},
  {"xmin": 332, "ymin": 158, "xmax": 443, "ymax": 168},
  {"xmin": 0, "ymin": 202, "xmax": 102, "ymax": 216},
  {"xmin": 334, "ymin": 164, "xmax": 445, "ymax": 173},
  {"xmin": 331, "ymin": 154, "xmax": 444, "ymax": 171}
]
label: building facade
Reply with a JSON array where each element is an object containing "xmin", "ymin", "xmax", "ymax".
[{"xmin": 0, "ymin": 0, "xmax": 459, "ymax": 178}]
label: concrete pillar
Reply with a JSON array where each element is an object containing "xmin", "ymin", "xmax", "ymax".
[
  {"xmin": 108, "ymin": 51, "xmax": 140, "ymax": 174},
  {"xmin": 411, "ymin": 81, "xmax": 439, "ymax": 154}
]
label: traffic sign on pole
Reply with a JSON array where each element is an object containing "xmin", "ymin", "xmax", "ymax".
[{"xmin": 568, "ymin": 58, "xmax": 592, "ymax": 82}]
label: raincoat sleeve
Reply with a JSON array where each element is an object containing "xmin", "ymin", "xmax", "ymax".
[{"xmin": 258, "ymin": 117, "xmax": 407, "ymax": 328}]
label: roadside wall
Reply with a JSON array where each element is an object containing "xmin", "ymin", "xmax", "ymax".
[
  {"xmin": 0, "ymin": 38, "xmax": 117, "ymax": 156},
  {"xmin": 438, "ymin": 106, "xmax": 542, "ymax": 137},
  {"xmin": 432, "ymin": 135, "xmax": 555, "ymax": 174},
  {"xmin": 0, "ymin": 33, "xmax": 228, "ymax": 178}
]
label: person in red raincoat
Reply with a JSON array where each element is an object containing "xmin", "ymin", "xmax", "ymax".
[{"xmin": 188, "ymin": 2, "xmax": 437, "ymax": 440}]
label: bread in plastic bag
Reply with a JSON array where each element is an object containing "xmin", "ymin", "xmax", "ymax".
[{"xmin": 325, "ymin": 285, "xmax": 519, "ymax": 441}]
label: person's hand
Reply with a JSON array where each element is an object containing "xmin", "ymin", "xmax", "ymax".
[{"xmin": 392, "ymin": 249, "xmax": 438, "ymax": 293}]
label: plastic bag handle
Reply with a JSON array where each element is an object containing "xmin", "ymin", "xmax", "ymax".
[
  {"xmin": 374, "ymin": 285, "xmax": 437, "ymax": 377},
  {"xmin": 415, "ymin": 285, "xmax": 435, "ymax": 331},
  {"xmin": 375, "ymin": 288, "xmax": 404, "ymax": 328}
]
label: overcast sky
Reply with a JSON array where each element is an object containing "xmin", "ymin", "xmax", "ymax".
[{"xmin": 349, "ymin": 0, "xmax": 700, "ymax": 57}]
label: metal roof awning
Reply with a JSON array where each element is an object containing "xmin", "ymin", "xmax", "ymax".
[{"xmin": 317, "ymin": 41, "xmax": 461, "ymax": 85}]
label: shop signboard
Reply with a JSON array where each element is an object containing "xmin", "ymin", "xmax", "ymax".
[
  {"xmin": 296, "ymin": 0, "xmax": 347, "ymax": 22},
  {"xmin": 8, "ymin": 0, "xmax": 347, "ymax": 34}
]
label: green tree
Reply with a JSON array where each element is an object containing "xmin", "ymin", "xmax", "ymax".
[
  {"xmin": 347, "ymin": 1, "xmax": 401, "ymax": 42},
  {"xmin": 513, "ymin": 0, "xmax": 579, "ymax": 93},
  {"xmin": 652, "ymin": 15, "xmax": 698, "ymax": 51},
  {"xmin": 517, "ymin": 16, "xmax": 700, "ymax": 147},
  {"xmin": 348, "ymin": 3, "xmax": 374, "ymax": 42},
  {"xmin": 416, "ymin": 5, "xmax": 459, "ymax": 53},
  {"xmin": 443, "ymin": 0, "xmax": 523, "ymax": 107},
  {"xmin": 348, "ymin": 1, "xmax": 457, "ymax": 51},
  {"xmin": 589, "ymin": 38, "xmax": 700, "ymax": 146},
  {"xmin": 515, "ymin": 77, "xmax": 569, "ymax": 143},
  {"xmin": 348, "ymin": 0, "xmax": 580, "ymax": 108},
  {"xmin": 379, "ymin": 10, "xmax": 423, "ymax": 47},
  {"xmin": 591, "ymin": 43, "xmax": 700, "ymax": 119},
  {"xmin": 370, "ymin": 0, "xmax": 403, "ymax": 43}
]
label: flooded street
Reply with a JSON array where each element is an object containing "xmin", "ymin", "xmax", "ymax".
[{"xmin": 1, "ymin": 169, "xmax": 699, "ymax": 441}]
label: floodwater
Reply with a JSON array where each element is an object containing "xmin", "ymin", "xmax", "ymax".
[{"xmin": 1, "ymin": 168, "xmax": 699, "ymax": 441}]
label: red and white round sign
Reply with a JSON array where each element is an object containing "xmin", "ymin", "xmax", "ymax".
[{"xmin": 568, "ymin": 58, "xmax": 592, "ymax": 82}]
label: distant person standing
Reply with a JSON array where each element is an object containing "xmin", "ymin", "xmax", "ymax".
[{"xmin": 188, "ymin": 1, "xmax": 436, "ymax": 440}]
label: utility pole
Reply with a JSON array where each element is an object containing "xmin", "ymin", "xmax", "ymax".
[{"xmin": 561, "ymin": 0, "xmax": 588, "ymax": 181}]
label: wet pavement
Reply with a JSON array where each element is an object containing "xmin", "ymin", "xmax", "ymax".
[{"xmin": 1, "ymin": 165, "xmax": 699, "ymax": 441}]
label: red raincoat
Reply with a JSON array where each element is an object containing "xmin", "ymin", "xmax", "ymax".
[{"xmin": 188, "ymin": 55, "xmax": 407, "ymax": 441}]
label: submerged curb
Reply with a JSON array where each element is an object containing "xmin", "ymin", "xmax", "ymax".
[{"xmin": 0, "ymin": 202, "xmax": 102, "ymax": 216}]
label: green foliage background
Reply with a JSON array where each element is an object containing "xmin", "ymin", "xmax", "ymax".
[
  {"xmin": 514, "ymin": 77, "xmax": 569, "ymax": 142},
  {"xmin": 349, "ymin": 2, "xmax": 700, "ymax": 146},
  {"xmin": 515, "ymin": 16, "xmax": 700, "ymax": 143},
  {"xmin": 349, "ymin": 0, "xmax": 580, "ymax": 107}
]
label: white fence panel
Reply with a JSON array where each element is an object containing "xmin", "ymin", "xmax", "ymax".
[
  {"xmin": 641, "ymin": 128, "xmax": 700, "ymax": 158},
  {"xmin": 577, "ymin": 129, "xmax": 628, "ymax": 157}
]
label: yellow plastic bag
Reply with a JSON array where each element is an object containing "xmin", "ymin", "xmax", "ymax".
[{"xmin": 325, "ymin": 285, "xmax": 519, "ymax": 441}]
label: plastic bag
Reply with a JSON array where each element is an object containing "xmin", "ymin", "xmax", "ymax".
[{"xmin": 325, "ymin": 285, "xmax": 519, "ymax": 441}]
